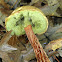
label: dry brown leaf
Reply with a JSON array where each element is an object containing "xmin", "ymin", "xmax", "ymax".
[
  {"xmin": 0, "ymin": 8, "xmax": 12, "ymax": 16},
  {"xmin": 0, "ymin": 31, "xmax": 17, "ymax": 52},
  {"xmin": 18, "ymin": 35, "xmax": 29, "ymax": 44},
  {"xmin": 40, "ymin": 5, "xmax": 61, "ymax": 17},
  {"xmin": 8, "ymin": 50, "xmax": 21, "ymax": 62},
  {"xmin": 0, "ymin": 31, "xmax": 12, "ymax": 45},
  {"xmin": 8, "ymin": 35, "xmax": 26, "ymax": 51},
  {"xmin": 0, "ymin": 25, "xmax": 5, "ymax": 40},
  {"xmin": 0, "ymin": 25, "xmax": 5, "ymax": 31},
  {"xmin": 0, "ymin": 28, "xmax": 27, "ymax": 61},
  {"xmin": 29, "ymin": 0, "xmax": 39, "ymax": 5},
  {"xmin": 33, "ymin": 0, "xmax": 42, "ymax": 8},
  {"xmin": 0, "ymin": 51, "xmax": 14, "ymax": 62},
  {"xmin": 7, "ymin": 35, "xmax": 27, "ymax": 62},
  {"xmin": 55, "ymin": 27, "xmax": 62, "ymax": 33},
  {"xmin": 45, "ymin": 38, "xmax": 62, "ymax": 51},
  {"xmin": 0, "ymin": 0, "xmax": 11, "ymax": 9},
  {"xmin": 6, "ymin": 35, "xmax": 27, "ymax": 62},
  {"xmin": 0, "ymin": 31, "xmax": 26, "ymax": 62},
  {"xmin": 0, "ymin": 20, "xmax": 4, "ymax": 27}
]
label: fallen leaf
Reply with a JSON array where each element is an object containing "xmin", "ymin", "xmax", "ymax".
[
  {"xmin": 58, "ymin": 47, "xmax": 62, "ymax": 57},
  {"xmin": 45, "ymin": 38, "xmax": 62, "ymax": 51},
  {"xmin": 55, "ymin": 27, "xmax": 62, "ymax": 33},
  {"xmin": 0, "ymin": 31, "xmax": 17, "ymax": 52},
  {"xmin": 0, "ymin": 31, "xmax": 26, "ymax": 62},
  {"xmin": 0, "ymin": 20, "xmax": 4, "ymax": 27},
  {"xmin": 8, "ymin": 35, "xmax": 26, "ymax": 51},
  {"xmin": 0, "ymin": 51, "xmax": 14, "ymax": 62},
  {"xmin": 19, "ymin": 49, "xmax": 35, "ymax": 62},
  {"xmin": 0, "ymin": 31, "xmax": 12, "ymax": 45},
  {"xmin": 40, "ymin": 4, "xmax": 61, "ymax": 17},
  {"xmin": 0, "ymin": 25, "xmax": 5, "ymax": 31},
  {"xmin": 29, "ymin": 0, "xmax": 39, "ymax": 5},
  {"xmin": 0, "ymin": 8, "xmax": 12, "ymax": 16},
  {"xmin": 45, "ymin": 24, "xmax": 62, "ymax": 40},
  {"xmin": 0, "ymin": 0, "xmax": 10, "ymax": 9}
]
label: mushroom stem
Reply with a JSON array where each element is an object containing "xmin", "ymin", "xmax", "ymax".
[{"xmin": 24, "ymin": 25, "xmax": 51, "ymax": 62}]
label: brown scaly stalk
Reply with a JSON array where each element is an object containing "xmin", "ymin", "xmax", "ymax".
[{"xmin": 24, "ymin": 25, "xmax": 51, "ymax": 62}]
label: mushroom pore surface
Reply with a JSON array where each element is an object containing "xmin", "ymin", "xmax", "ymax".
[{"xmin": 5, "ymin": 6, "xmax": 48, "ymax": 36}]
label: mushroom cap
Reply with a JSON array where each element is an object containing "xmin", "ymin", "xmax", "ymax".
[{"xmin": 5, "ymin": 6, "xmax": 48, "ymax": 36}]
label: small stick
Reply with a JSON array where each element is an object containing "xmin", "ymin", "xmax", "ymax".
[
  {"xmin": 11, "ymin": 0, "xmax": 18, "ymax": 9},
  {"xmin": 24, "ymin": 25, "xmax": 50, "ymax": 62},
  {"xmin": 53, "ymin": 55, "xmax": 60, "ymax": 62}
]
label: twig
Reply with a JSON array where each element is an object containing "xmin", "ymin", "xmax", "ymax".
[
  {"xmin": 53, "ymin": 55, "xmax": 60, "ymax": 62},
  {"xmin": 11, "ymin": 0, "xmax": 18, "ymax": 9},
  {"xmin": 48, "ymin": 51, "xmax": 58, "ymax": 58}
]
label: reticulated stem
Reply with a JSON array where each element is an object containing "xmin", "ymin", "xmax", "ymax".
[{"xmin": 24, "ymin": 25, "xmax": 50, "ymax": 62}]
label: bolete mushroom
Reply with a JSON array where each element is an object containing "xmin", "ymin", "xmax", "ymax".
[
  {"xmin": 5, "ymin": 6, "xmax": 50, "ymax": 62},
  {"xmin": 5, "ymin": 6, "xmax": 48, "ymax": 36}
]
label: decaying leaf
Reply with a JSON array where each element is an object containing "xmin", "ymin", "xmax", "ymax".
[
  {"xmin": 46, "ymin": 0, "xmax": 59, "ymax": 6},
  {"xmin": 0, "ymin": 0, "xmax": 10, "ymax": 9},
  {"xmin": 8, "ymin": 35, "xmax": 26, "ymax": 51},
  {"xmin": 0, "ymin": 8, "xmax": 12, "ymax": 16},
  {"xmin": 5, "ymin": 0, "xmax": 21, "ymax": 9},
  {"xmin": 8, "ymin": 50, "xmax": 22, "ymax": 62},
  {"xmin": 0, "ymin": 31, "xmax": 27, "ymax": 62},
  {"xmin": 19, "ymin": 49, "xmax": 35, "ymax": 62},
  {"xmin": 0, "ymin": 31, "xmax": 12, "ymax": 45},
  {"xmin": 18, "ymin": 35, "xmax": 29, "ymax": 44},
  {"xmin": 0, "ymin": 31, "xmax": 18, "ymax": 52},
  {"xmin": 55, "ymin": 27, "xmax": 62, "ymax": 33},
  {"xmin": 29, "ymin": 0, "xmax": 39, "ymax": 5},
  {"xmin": 0, "ymin": 25, "xmax": 5, "ymax": 31},
  {"xmin": 58, "ymin": 47, "xmax": 62, "ymax": 57},
  {"xmin": 0, "ymin": 8, "xmax": 12, "ymax": 27},
  {"xmin": 0, "ymin": 0, "xmax": 13, "ymax": 27},
  {"xmin": 0, "ymin": 7, "xmax": 12, "ymax": 27},
  {"xmin": 40, "ymin": 4, "xmax": 61, "ymax": 17},
  {"xmin": 0, "ymin": 51, "xmax": 14, "ymax": 62},
  {"xmin": 0, "ymin": 20, "xmax": 4, "ymax": 27},
  {"xmin": 45, "ymin": 38, "xmax": 62, "ymax": 51},
  {"xmin": 46, "ymin": 0, "xmax": 62, "ymax": 10},
  {"xmin": 59, "ymin": 0, "xmax": 62, "ymax": 10},
  {"xmin": 45, "ymin": 24, "xmax": 62, "ymax": 40}
]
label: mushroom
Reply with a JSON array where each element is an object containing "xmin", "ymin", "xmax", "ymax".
[{"xmin": 5, "ymin": 6, "xmax": 50, "ymax": 62}]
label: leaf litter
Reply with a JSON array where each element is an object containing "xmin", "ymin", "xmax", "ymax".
[{"xmin": 0, "ymin": 0, "xmax": 62, "ymax": 62}]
